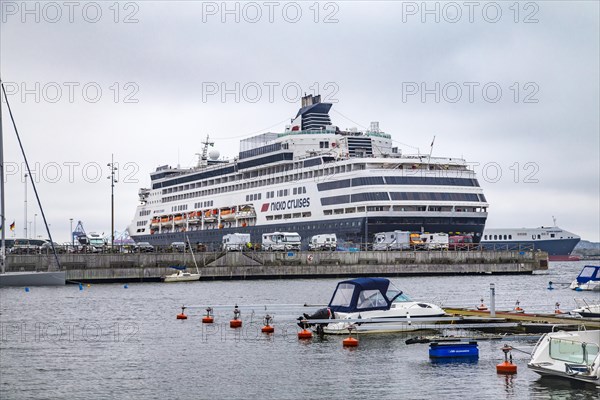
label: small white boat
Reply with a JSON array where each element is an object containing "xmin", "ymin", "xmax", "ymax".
[
  {"xmin": 163, "ymin": 269, "xmax": 200, "ymax": 282},
  {"xmin": 569, "ymin": 265, "xmax": 600, "ymax": 291},
  {"xmin": 572, "ymin": 299, "xmax": 600, "ymax": 318},
  {"xmin": 528, "ymin": 329, "xmax": 600, "ymax": 385},
  {"xmin": 300, "ymin": 277, "xmax": 446, "ymax": 334}
]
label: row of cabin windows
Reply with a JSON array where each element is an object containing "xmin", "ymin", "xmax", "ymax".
[
  {"xmin": 139, "ymin": 210, "xmax": 151, "ymax": 217},
  {"xmin": 246, "ymin": 193, "xmax": 262, "ymax": 202},
  {"xmin": 171, "ymin": 204, "xmax": 188, "ymax": 212},
  {"xmin": 194, "ymin": 200, "xmax": 214, "ymax": 208},
  {"xmin": 265, "ymin": 212, "xmax": 312, "ymax": 221},
  {"xmin": 323, "ymin": 205, "xmax": 484, "ymax": 215},
  {"xmin": 160, "ymin": 163, "xmax": 367, "ymax": 203},
  {"xmin": 484, "ymin": 234, "xmax": 513, "ymax": 240},
  {"xmin": 266, "ymin": 187, "xmax": 306, "ymax": 199}
]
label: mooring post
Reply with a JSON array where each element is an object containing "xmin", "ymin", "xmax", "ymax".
[{"xmin": 490, "ymin": 283, "xmax": 496, "ymax": 318}]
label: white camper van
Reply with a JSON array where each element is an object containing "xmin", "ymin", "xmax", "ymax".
[
  {"xmin": 308, "ymin": 234, "xmax": 337, "ymax": 251},
  {"xmin": 222, "ymin": 233, "xmax": 251, "ymax": 251},
  {"xmin": 262, "ymin": 232, "xmax": 301, "ymax": 251},
  {"xmin": 372, "ymin": 231, "xmax": 411, "ymax": 251},
  {"xmin": 420, "ymin": 233, "xmax": 449, "ymax": 250}
]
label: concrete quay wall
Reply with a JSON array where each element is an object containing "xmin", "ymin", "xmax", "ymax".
[{"xmin": 6, "ymin": 250, "xmax": 548, "ymax": 283}]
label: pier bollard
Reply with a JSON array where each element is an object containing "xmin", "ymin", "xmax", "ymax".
[{"xmin": 490, "ymin": 283, "xmax": 496, "ymax": 318}]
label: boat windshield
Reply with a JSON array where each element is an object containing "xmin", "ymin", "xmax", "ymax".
[
  {"xmin": 386, "ymin": 281, "xmax": 412, "ymax": 302},
  {"xmin": 549, "ymin": 337, "xmax": 600, "ymax": 366},
  {"xmin": 386, "ymin": 289, "xmax": 412, "ymax": 303},
  {"xmin": 329, "ymin": 283, "xmax": 354, "ymax": 308}
]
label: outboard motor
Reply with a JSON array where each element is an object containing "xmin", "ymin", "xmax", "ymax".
[{"xmin": 297, "ymin": 308, "xmax": 334, "ymax": 337}]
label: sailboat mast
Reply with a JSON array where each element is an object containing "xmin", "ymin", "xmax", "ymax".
[{"xmin": 0, "ymin": 79, "xmax": 6, "ymax": 274}]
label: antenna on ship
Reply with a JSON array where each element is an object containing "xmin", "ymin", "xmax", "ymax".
[
  {"xmin": 196, "ymin": 135, "xmax": 214, "ymax": 168},
  {"xmin": 552, "ymin": 216, "xmax": 557, "ymax": 227},
  {"xmin": 427, "ymin": 135, "xmax": 436, "ymax": 168}
]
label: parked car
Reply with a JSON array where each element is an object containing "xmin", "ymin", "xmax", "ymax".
[
  {"xmin": 169, "ymin": 242, "xmax": 186, "ymax": 253},
  {"xmin": 9, "ymin": 238, "xmax": 42, "ymax": 254},
  {"xmin": 134, "ymin": 242, "xmax": 155, "ymax": 253},
  {"xmin": 40, "ymin": 241, "xmax": 66, "ymax": 254}
]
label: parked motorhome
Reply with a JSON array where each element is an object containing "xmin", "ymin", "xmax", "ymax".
[
  {"xmin": 222, "ymin": 233, "xmax": 251, "ymax": 251},
  {"xmin": 308, "ymin": 234, "xmax": 337, "ymax": 251},
  {"xmin": 262, "ymin": 232, "xmax": 301, "ymax": 251},
  {"xmin": 420, "ymin": 233, "xmax": 449, "ymax": 250},
  {"xmin": 373, "ymin": 231, "xmax": 411, "ymax": 251}
]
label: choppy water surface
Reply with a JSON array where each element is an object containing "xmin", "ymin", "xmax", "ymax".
[{"xmin": 1, "ymin": 261, "xmax": 598, "ymax": 399}]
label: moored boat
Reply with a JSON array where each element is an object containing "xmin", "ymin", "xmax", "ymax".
[
  {"xmin": 528, "ymin": 330, "xmax": 600, "ymax": 385},
  {"xmin": 163, "ymin": 269, "xmax": 200, "ymax": 282},
  {"xmin": 570, "ymin": 265, "xmax": 600, "ymax": 291},
  {"xmin": 300, "ymin": 277, "xmax": 446, "ymax": 334}
]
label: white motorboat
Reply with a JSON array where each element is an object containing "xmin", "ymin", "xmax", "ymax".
[
  {"xmin": 300, "ymin": 277, "xmax": 446, "ymax": 334},
  {"xmin": 163, "ymin": 268, "xmax": 200, "ymax": 282},
  {"xmin": 571, "ymin": 299, "xmax": 600, "ymax": 318},
  {"xmin": 528, "ymin": 329, "xmax": 600, "ymax": 385},
  {"xmin": 569, "ymin": 265, "xmax": 600, "ymax": 291}
]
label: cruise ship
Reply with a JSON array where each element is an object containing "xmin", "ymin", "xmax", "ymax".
[
  {"xmin": 481, "ymin": 226, "xmax": 581, "ymax": 261},
  {"xmin": 127, "ymin": 95, "xmax": 489, "ymax": 248}
]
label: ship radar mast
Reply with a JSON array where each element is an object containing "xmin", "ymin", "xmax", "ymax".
[{"xmin": 196, "ymin": 135, "xmax": 214, "ymax": 168}]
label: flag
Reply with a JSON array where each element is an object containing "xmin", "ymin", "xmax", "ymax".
[{"xmin": 9, "ymin": 221, "xmax": 15, "ymax": 231}]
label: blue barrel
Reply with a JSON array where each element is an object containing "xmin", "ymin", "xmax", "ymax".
[{"xmin": 429, "ymin": 341, "xmax": 479, "ymax": 358}]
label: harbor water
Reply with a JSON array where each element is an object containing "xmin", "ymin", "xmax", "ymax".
[{"xmin": 1, "ymin": 261, "xmax": 598, "ymax": 399}]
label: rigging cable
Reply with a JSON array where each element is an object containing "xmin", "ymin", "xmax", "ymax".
[{"xmin": 1, "ymin": 82, "xmax": 62, "ymax": 271}]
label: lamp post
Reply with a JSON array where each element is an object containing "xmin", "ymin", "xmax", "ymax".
[
  {"xmin": 34, "ymin": 213, "xmax": 37, "ymax": 239},
  {"xmin": 107, "ymin": 155, "xmax": 117, "ymax": 248},
  {"xmin": 69, "ymin": 218, "xmax": 73, "ymax": 247},
  {"xmin": 24, "ymin": 173, "xmax": 28, "ymax": 238}
]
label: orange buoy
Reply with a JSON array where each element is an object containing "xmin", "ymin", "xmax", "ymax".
[
  {"xmin": 554, "ymin": 302, "xmax": 564, "ymax": 314},
  {"xmin": 230, "ymin": 319, "xmax": 242, "ymax": 328},
  {"xmin": 497, "ymin": 361, "xmax": 518, "ymax": 374},
  {"xmin": 477, "ymin": 298, "xmax": 488, "ymax": 311},
  {"xmin": 230, "ymin": 305, "xmax": 242, "ymax": 328},
  {"xmin": 177, "ymin": 306, "xmax": 188, "ymax": 320},
  {"xmin": 497, "ymin": 345, "xmax": 517, "ymax": 374},
  {"xmin": 298, "ymin": 329, "xmax": 313, "ymax": 339},
  {"xmin": 262, "ymin": 314, "xmax": 274, "ymax": 333},
  {"xmin": 513, "ymin": 300, "xmax": 524, "ymax": 313},
  {"xmin": 343, "ymin": 337, "xmax": 359, "ymax": 347},
  {"xmin": 202, "ymin": 307, "xmax": 214, "ymax": 324}
]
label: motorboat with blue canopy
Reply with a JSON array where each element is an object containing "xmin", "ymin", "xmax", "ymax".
[
  {"xmin": 328, "ymin": 277, "xmax": 405, "ymax": 313},
  {"xmin": 569, "ymin": 265, "xmax": 600, "ymax": 291},
  {"xmin": 300, "ymin": 277, "xmax": 446, "ymax": 334}
]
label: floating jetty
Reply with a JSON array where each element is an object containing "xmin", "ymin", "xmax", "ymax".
[
  {"xmin": 5, "ymin": 250, "xmax": 548, "ymax": 283},
  {"xmin": 444, "ymin": 308, "xmax": 600, "ymax": 331}
]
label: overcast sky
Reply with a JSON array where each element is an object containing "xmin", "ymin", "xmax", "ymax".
[{"xmin": 1, "ymin": 1, "xmax": 598, "ymax": 242}]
